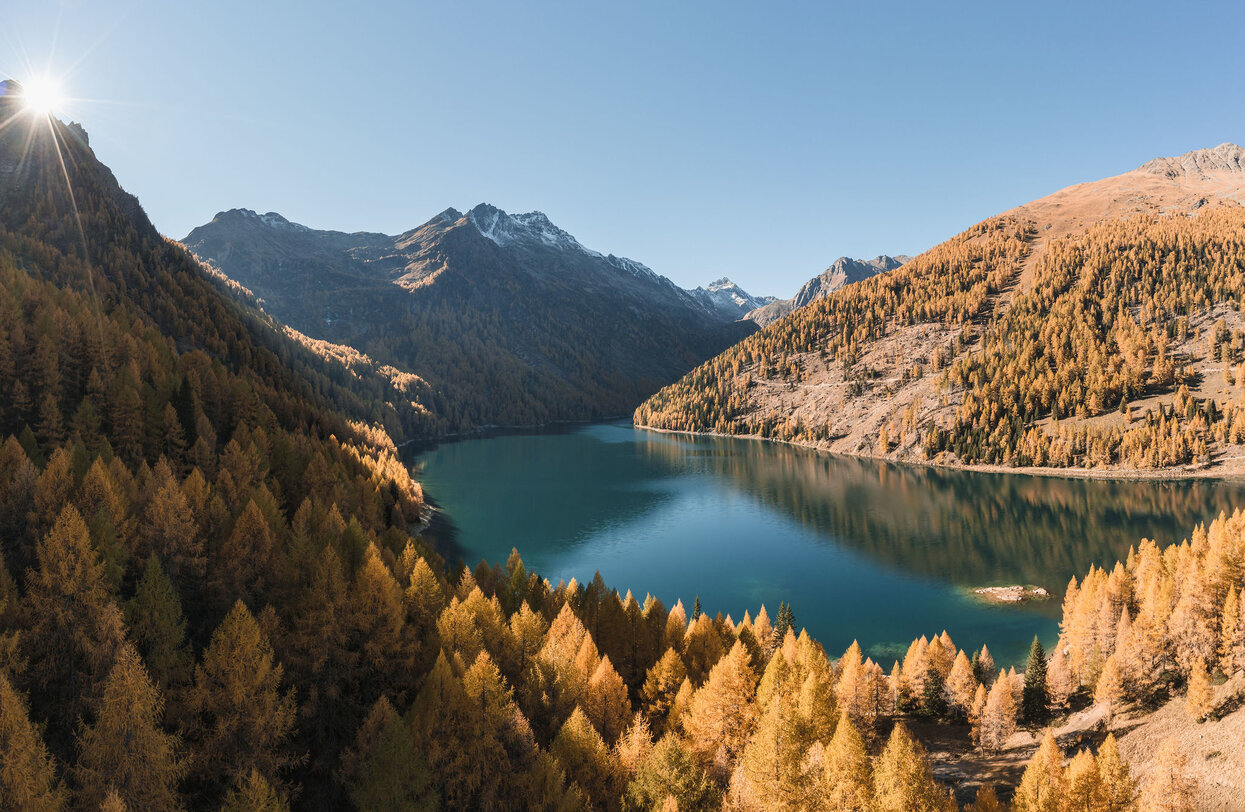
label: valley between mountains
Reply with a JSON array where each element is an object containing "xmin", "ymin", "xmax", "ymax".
[{"xmin": 3, "ymin": 71, "xmax": 1245, "ymax": 811}]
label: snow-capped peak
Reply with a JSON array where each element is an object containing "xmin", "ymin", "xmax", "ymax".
[
  {"xmin": 466, "ymin": 203, "xmax": 603, "ymax": 257},
  {"xmin": 687, "ymin": 277, "xmax": 775, "ymax": 319},
  {"xmin": 220, "ymin": 208, "xmax": 310, "ymax": 233}
]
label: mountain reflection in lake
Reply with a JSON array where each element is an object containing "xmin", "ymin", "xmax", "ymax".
[{"xmin": 414, "ymin": 422, "xmax": 1245, "ymax": 665}]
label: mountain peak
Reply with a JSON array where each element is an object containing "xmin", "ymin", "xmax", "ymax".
[
  {"xmin": 1138, "ymin": 142, "xmax": 1245, "ymax": 179},
  {"xmin": 214, "ymin": 208, "xmax": 310, "ymax": 232},
  {"xmin": 689, "ymin": 277, "xmax": 771, "ymax": 320},
  {"xmin": 465, "ymin": 203, "xmax": 602, "ymax": 257}
]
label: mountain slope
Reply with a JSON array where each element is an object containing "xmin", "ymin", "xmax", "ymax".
[
  {"xmin": 635, "ymin": 144, "xmax": 1245, "ymax": 474},
  {"xmin": 0, "ymin": 80, "xmax": 434, "ymax": 807},
  {"xmin": 745, "ymin": 254, "xmax": 911, "ymax": 326},
  {"xmin": 183, "ymin": 205, "xmax": 755, "ymax": 436}
]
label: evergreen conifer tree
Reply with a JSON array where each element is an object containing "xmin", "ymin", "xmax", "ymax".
[{"xmin": 1023, "ymin": 637, "xmax": 1049, "ymax": 724}]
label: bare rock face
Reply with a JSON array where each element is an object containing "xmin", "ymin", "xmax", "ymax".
[{"xmin": 1139, "ymin": 142, "xmax": 1245, "ymax": 179}]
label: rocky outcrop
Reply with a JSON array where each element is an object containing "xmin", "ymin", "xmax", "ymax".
[{"xmin": 1139, "ymin": 142, "xmax": 1245, "ymax": 179}]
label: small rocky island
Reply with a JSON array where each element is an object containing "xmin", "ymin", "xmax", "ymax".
[{"xmin": 971, "ymin": 585, "xmax": 1051, "ymax": 603}]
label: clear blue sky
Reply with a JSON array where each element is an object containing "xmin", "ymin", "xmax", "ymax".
[{"xmin": 4, "ymin": 1, "xmax": 1242, "ymax": 296}]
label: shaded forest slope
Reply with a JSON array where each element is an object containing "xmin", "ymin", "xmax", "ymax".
[{"xmin": 183, "ymin": 205, "xmax": 755, "ymax": 438}]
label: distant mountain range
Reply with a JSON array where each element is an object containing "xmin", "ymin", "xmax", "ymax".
[
  {"xmin": 689, "ymin": 278, "xmax": 776, "ymax": 320},
  {"xmin": 183, "ymin": 204, "xmax": 757, "ymax": 436},
  {"xmin": 745, "ymin": 255, "xmax": 910, "ymax": 326}
]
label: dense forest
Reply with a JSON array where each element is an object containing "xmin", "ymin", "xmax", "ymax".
[
  {"xmin": 634, "ymin": 216, "xmax": 1033, "ymax": 441},
  {"xmin": 0, "ymin": 98, "xmax": 1232, "ymax": 811},
  {"xmin": 635, "ymin": 203, "xmax": 1245, "ymax": 472}
]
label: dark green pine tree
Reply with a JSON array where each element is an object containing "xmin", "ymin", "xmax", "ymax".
[
  {"xmin": 125, "ymin": 556, "xmax": 194, "ymax": 693},
  {"xmin": 920, "ymin": 661, "xmax": 946, "ymax": 718},
  {"xmin": 351, "ymin": 708, "xmax": 435, "ymax": 812},
  {"xmin": 1022, "ymin": 636, "xmax": 1049, "ymax": 725},
  {"xmin": 771, "ymin": 602, "xmax": 795, "ymax": 649},
  {"xmin": 691, "ymin": 596, "xmax": 702, "ymax": 621}
]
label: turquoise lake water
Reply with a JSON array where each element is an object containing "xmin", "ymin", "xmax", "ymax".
[{"xmin": 414, "ymin": 422, "xmax": 1245, "ymax": 666}]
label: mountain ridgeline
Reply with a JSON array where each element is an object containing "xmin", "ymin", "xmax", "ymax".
[
  {"xmin": 636, "ymin": 144, "xmax": 1245, "ymax": 474},
  {"xmin": 744, "ymin": 254, "xmax": 911, "ymax": 326},
  {"xmin": 182, "ymin": 205, "xmax": 757, "ymax": 437}
]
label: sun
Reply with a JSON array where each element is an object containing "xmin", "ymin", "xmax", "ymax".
[{"xmin": 22, "ymin": 77, "xmax": 63, "ymax": 116}]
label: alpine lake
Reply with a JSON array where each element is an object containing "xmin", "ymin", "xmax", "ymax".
[{"xmin": 413, "ymin": 421, "xmax": 1245, "ymax": 666}]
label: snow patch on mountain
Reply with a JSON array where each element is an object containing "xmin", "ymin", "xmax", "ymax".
[
  {"xmin": 467, "ymin": 203, "xmax": 604, "ymax": 258},
  {"xmin": 221, "ymin": 208, "xmax": 311, "ymax": 233},
  {"xmin": 688, "ymin": 277, "xmax": 774, "ymax": 320}
]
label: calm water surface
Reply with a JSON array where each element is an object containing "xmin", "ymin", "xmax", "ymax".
[{"xmin": 414, "ymin": 422, "xmax": 1245, "ymax": 665}]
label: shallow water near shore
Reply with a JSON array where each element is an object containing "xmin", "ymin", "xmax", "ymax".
[{"xmin": 414, "ymin": 421, "xmax": 1245, "ymax": 666}]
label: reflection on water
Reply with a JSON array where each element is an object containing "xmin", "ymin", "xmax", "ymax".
[
  {"xmin": 637, "ymin": 432, "xmax": 1243, "ymax": 599},
  {"xmin": 414, "ymin": 422, "xmax": 1245, "ymax": 665}
]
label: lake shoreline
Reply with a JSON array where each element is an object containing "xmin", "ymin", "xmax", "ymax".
[
  {"xmin": 398, "ymin": 414, "xmax": 634, "ymax": 455},
  {"xmin": 412, "ymin": 419, "xmax": 1245, "ymax": 668},
  {"xmin": 633, "ymin": 423, "xmax": 1245, "ymax": 482}
]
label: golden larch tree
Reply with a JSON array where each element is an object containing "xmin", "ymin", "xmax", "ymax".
[
  {"xmin": 0, "ymin": 672, "xmax": 67, "ymax": 812},
  {"xmin": 681, "ymin": 641, "xmax": 757, "ymax": 772},
  {"xmin": 1064, "ymin": 748, "xmax": 1105, "ymax": 812},
  {"xmin": 871, "ymin": 723, "xmax": 946, "ymax": 812},
  {"xmin": 1185, "ymin": 659, "xmax": 1213, "ymax": 721},
  {"xmin": 1012, "ymin": 731, "xmax": 1067, "ymax": 812},
  {"xmin": 73, "ymin": 643, "xmax": 186, "ymax": 812},
  {"xmin": 583, "ymin": 654, "xmax": 632, "ymax": 744},
  {"xmin": 818, "ymin": 712, "xmax": 872, "ymax": 812},
  {"xmin": 1139, "ymin": 738, "xmax": 1196, "ymax": 812},
  {"xmin": 186, "ymin": 600, "xmax": 298, "ymax": 800}
]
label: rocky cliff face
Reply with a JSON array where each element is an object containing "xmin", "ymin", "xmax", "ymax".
[{"xmin": 183, "ymin": 204, "xmax": 757, "ymax": 435}]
